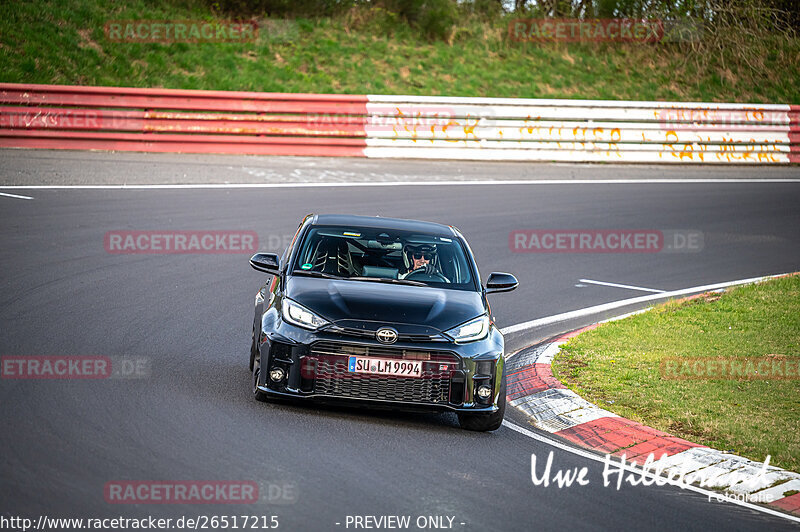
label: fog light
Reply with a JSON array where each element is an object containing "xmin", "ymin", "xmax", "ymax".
[
  {"xmin": 269, "ymin": 367, "xmax": 286, "ymax": 382},
  {"xmin": 476, "ymin": 384, "xmax": 492, "ymax": 400}
]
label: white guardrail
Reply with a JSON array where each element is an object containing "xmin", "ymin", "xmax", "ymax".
[{"xmin": 364, "ymin": 95, "xmax": 799, "ymax": 164}]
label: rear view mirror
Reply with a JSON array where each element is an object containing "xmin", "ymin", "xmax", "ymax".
[
  {"xmin": 249, "ymin": 253, "xmax": 281, "ymax": 275},
  {"xmin": 485, "ymin": 272, "xmax": 519, "ymax": 294}
]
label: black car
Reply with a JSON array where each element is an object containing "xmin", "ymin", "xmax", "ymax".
[{"xmin": 248, "ymin": 214, "xmax": 518, "ymax": 431}]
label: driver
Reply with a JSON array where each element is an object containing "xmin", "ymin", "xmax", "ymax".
[{"xmin": 400, "ymin": 243, "xmax": 445, "ymax": 280}]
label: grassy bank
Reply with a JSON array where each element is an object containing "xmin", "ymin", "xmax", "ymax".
[
  {"xmin": 1, "ymin": 0, "xmax": 798, "ymax": 103},
  {"xmin": 553, "ymin": 275, "xmax": 800, "ymax": 471}
]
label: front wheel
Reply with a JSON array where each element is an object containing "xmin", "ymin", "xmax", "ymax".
[{"xmin": 458, "ymin": 376, "xmax": 506, "ymax": 432}]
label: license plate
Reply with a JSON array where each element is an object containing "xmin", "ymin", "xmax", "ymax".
[{"xmin": 348, "ymin": 356, "xmax": 422, "ymax": 377}]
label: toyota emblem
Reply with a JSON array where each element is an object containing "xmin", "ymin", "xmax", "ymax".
[{"xmin": 376, "ymin": 327, "xmax": 398, "ymax": 344}]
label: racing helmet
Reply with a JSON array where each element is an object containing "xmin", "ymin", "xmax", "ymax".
[{"xmin": 403, "ymin": 243, "xmax": 438, "ymax": 271}]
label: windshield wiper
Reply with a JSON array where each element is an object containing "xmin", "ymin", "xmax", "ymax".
[
  {"xmin": 291, "ymin": 270, "xmax": 345, "ymax": 280},
  {"xmin": 347, "ymin": 276, "xmax": 427, "ymax": 287},
  {"xmin": 293, "ymin": 270, "xmax": 426, "ymax": 286}
]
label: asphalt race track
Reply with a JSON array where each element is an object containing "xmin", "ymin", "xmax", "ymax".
[{"xmin": 1, "ymin": 149, "xmax": 799, "ymax": 531}]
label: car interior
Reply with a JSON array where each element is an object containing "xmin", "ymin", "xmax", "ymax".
[{"xmin": 293, "ymin": 227, "xmax": 475, "ymax": 289}]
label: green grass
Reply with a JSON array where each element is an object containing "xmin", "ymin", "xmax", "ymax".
[
  {"xmin": 1, "ymin": 0, "xmax": 799, "ymax": 103},
  {"xmin": 553, "ymin": 275, "xmax": 800, "ymax": 471}
]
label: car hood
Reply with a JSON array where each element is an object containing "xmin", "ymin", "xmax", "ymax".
[{"xmin": 286, "ymin": 276, "xmax": 484, "ymax": 332}]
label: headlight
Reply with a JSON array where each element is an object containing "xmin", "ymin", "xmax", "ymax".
[
  {"xmin": 281, "ymin": 299, "xmax": 329, "ymax": 330},
  {"xmin": 445, "ymin": 314, "xmax": 490, "ymax": 343}
]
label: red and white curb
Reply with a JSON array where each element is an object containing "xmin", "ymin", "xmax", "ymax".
[{"xmin": 504, "ymin": 277, "xmax": 800, "ymax": 517}]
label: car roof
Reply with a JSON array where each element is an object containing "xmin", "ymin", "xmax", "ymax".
[{"xmin": 312, "ymin": 214, "xmax": 456, "ymax": 237}]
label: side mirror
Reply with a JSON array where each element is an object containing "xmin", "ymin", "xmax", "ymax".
[
  {"xmin": 250, "ymin": 253, "xmax": 281, "ymax": 276},
  {"xmin": 485, "ymin": 272, "xmax": 518, "ymax": 294}
]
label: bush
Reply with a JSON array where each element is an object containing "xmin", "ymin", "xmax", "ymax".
[
  {"xmin": 208, "ymin": 0, "xmax": 349, "ymax": 18},
  {"xmin": 415, "ymin": 0, "xmax": 459, "ymax": 41}
]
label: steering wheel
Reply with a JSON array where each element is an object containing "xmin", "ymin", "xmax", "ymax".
[{"xmin": 404, "ymin": 269, "xmax": 449, "ymax": 283}]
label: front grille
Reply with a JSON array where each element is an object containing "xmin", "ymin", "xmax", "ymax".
[
  {"xmin": 313, "ymin": 359, "xmax": 451, "ymax": 404},
  {"xmin": 331, "ymin": 327, "xmax": 445, "ymax": 342},
  {"xmin": 308, "ymin": 341, "xmax": 459, "ymax": 404}
]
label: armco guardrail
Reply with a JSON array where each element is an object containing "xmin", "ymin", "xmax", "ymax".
[
  {"xmin": 366, "ymin": 95, "xmax": 800, "ymax": 164},
  {"xmin": 1, "ymin": 83, "xmax": 797, "ymax": 163},
  {"xmin": 0, "ymin": 84, "xmax": 368, "ymax": 157}
]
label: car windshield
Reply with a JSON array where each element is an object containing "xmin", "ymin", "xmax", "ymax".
[{"xmin": 292, "ymin": 225, "xmax": 477, "ymax": 291}]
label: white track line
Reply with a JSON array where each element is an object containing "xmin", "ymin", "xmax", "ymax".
[
  {"xmin": 0, "ymin": 179, "xmax": 799, "ymax": 190},
  {"xmin": 0, "ymin": 191, "xmax": 33, "ymax": 200},
  {"xmin": 502, "ymin": 420, "xmax": 800, "ymax": 524},
  {"xmin": 578, "ymin": 279, "xmax": 666, "ymax": 293},
  {"xmin": 500, "ymin": 273, "xmax": 787, "ymax": 335}
]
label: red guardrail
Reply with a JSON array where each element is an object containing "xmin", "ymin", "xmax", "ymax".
[{"xmin": 0, "ymin": 83, "xmax": 369, "ymax": 156}]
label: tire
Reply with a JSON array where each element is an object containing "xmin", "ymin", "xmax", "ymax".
[
  {"xmin": 252, "ymin": 351, "xmax": 269, "ymax": 403},
  {"xmin": 458, "ymin": 375, "xmax": 506, "ymax": 432}
]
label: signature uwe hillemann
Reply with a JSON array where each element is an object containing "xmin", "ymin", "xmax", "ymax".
[{"xmin": 531, "ymin": 451, "xmax": 776, "ymax": 503}]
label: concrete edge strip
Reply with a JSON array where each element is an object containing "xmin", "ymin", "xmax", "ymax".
[
  {"xmin": 504, "ymin": 272, "xmax": 800, "ymax": 518},
  {"xmin": 2, "ymin": 179, "xmax": 800, "ymax": 191}
]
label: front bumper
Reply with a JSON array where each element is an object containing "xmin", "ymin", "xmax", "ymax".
[
  {"xmin": 254, "ymin": 387, "xmax": 501, "ymax": 414},
  {"xmin": 256, "ymin": 319, "xmax": 505, "ymax": 414}
]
